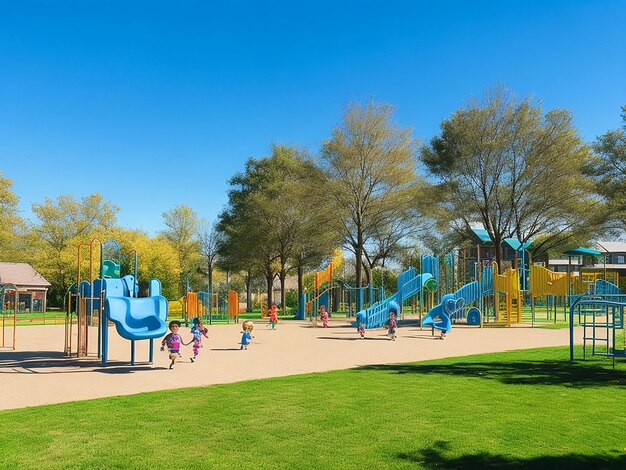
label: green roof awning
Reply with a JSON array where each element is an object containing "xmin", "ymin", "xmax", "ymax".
[
  {"xmin": 471, "ymin": 229, "xmax": 493, "ymax": 245},
  {"xmin": 471, "ymin": 229, "xmax": 532, "ymax": 251},
  {"xmin": 503, "ymin": 238, "xmax": 533, "ymax": 252},
  {"xmin": 563, "ymin": 247, "xmax": 602, "ymax": 256}
]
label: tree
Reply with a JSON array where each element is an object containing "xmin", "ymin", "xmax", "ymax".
[
  {"xmin": 0, "ymin": 172, "xmax": 22, "ymax": 258},
  {"xmin": 29, "ymin": 193, "xmax": 119, "ymax": 306},
  {"xmin": 107, "ymin": 227, "xmax": 181, "ymax": 299},
  {"xmin": 585, "ymin": 105, "xmax": 626, "ymax": 223},
  {"xmin": 254, "ymin": 145, "xmax": 338, "ymax": 311},
  {"xmin": 217, "ymin": 157, "xmax": 280, "ymax": 307},
  {"xmin": 197, "ymin": 221, "xmax": 221, "ymax": 297},
  {"xmin": 161, "ymin": 205, "xmax": 200, "ymax": 289},
  {"xmin": 321, "ymin": 102, "xmax": 421, "ymax": 287},
  {"xmin": 218, "ymin": 145, "xmax": 339, "ymax": 311},
  {"xmin": 422, "ymin": 88, "xmax": 604, "ymax": 270}
]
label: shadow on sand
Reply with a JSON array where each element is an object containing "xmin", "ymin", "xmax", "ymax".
[
  {"xmin": 0, "ymin": 350, "xmax": 160, "ymax": 374},
  {"xmin": 317, "ymin": 336, "xmax": 392, "ymax": 341}
]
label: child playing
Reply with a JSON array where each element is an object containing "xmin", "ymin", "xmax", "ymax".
[
  {"xmin": 268, "ymin": 304, "xmax": 278, "ymax": 330},
  {"xmin": 160, "ymin": 320, "xmax": 188, "ymax": 369},
  {"xmin": 190, "ymin": 317, "xmax": 209, "ymax": 362},
  {"xmin": 240, "ymin": 320, "xmax": 254, "ymax": 350},
  {"xmin": 385, "ymin": 311, "xmax": 398, "ymax": 341},
  {"xmin": 358, "ymin": 322, "xmax": 365, "ymax": 339},
  {"xmin": 320, "ymin": 305, "xmax": 329, "ymax": 328}
]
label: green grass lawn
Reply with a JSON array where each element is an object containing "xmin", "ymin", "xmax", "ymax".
[{"xmin": 1, "ymin": 347, "xmax": 625, "ymax": 468}]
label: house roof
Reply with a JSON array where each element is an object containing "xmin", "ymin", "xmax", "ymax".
[
  {"xmin": 594, "ymin": 241, "xmax": 626, "ymax": 253},
  {"xmin": 0, "ymin": 262, "xmax": 51, "ymax": 288}
]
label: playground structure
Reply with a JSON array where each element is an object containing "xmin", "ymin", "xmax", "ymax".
[
  {"xmin": 65, "ymin": 238, "xmax": 168, "ymax": 365},
  {"xmin": 298, "ymin": 262, "xmax": 386, "ymax": 321},
  {"xmin": 569, "ymin": 294, "xmax": 626, "ymax": 368},
  {"xmin": 0, "ymin": 283, "xmax": 17, "ymax": 349},
  {"xmin": 356, "ymin": 246, "xmax": 624, "ymax": 334},
  {"xmin": 356, "ymin": 255, "xmax": 440, "ymax": 329},
  {"xmin": 184, "ymin": 289, "xmax": 239, "ymax": 324}
]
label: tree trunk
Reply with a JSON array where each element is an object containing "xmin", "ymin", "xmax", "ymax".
[
  {"xmin": 494, "ymin": 238, "xmax": 503, "ymax": 274},
  {"xmin": 245, "ymin": 268, "xmax": 252, "ymax": 313},
  {"xmin": 356, "ymin": 229, "xmax": 364, "ymax": 287},
  {"xmin": 363, "ymin": 262, "xmax": 372, "ymax": 287},
  {"xmin": 207, "ymin": 262, "xmax": 213, "ymax": 295},
  {"xmin": 280, "ymin": 268, "xmax": 286, "ymax": 314},
  {"xmin": 266, "ymin": 267, "xmax": 273, "ymax": 307},
  {"xmin": 297, "ymin": 263, "xmax": 304, "ymax": 300}
]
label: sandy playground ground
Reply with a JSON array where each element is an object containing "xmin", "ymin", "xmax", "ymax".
[{"xmin": 0, "ymin": 317, "xmax": 575, "ymax": 410}]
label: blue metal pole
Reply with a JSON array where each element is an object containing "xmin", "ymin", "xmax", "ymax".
[
  {"xmin": 569, "ymin": 301, "xmax": 574, "ymax": 361},
  {"xmin": 101, "ymin": 309, "xmax": 108, "ymax": 366},
  {"xmin": 131, "ymin": 340, "xmax": 135, "ymax": 366}
]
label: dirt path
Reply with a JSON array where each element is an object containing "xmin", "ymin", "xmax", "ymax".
[{"xmin": 0, "ymin": 319, "xmax": 574, "ymax": 410}]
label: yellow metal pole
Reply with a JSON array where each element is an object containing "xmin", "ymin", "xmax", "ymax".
[
  {"xmin": 507, "ymin": 294, "xmax": 512, "ymax": 327},
  {"xmin": 495, "ymin": 292, "xmax": 500, "ymax": 322}
]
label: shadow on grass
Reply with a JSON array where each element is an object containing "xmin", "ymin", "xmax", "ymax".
[
  {"xmin": 359, "ymin": 357, "xmax": 626, "ymax": 387},
  {"xmin": 398, "ymin": 441, "xmax": 626, "ymax": 469},
  {"xmin": 0, "ymin": 351, "xmax": 159, "ymax": 374}
]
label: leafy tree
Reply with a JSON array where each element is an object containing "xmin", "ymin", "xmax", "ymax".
[
  {"xmin": 0, "ymin": 172, "xmax": 22, "ymax": 258},
  {"xmin": 218, "ymin": 145, "xmax": 339, "ymax": 310},
  {"xmin": 217, "ymin": 156, "xmax": 279, "ymax": 307},
  {"xmin": 321, "ymin": 102, "xmax": 421, "ymax": 287},
  {"xmin": 28, "ymin": 193, "xmax": 118, "ymax": 306},
  {"xmin": 422, "ymin": 88, "xmax": 604, "ymax": 270},
  {"xmin": 585, "ymin": 105, "xmax": 626, "ymax": 223},
  {"xmin": 161, "ymin": 205, "xmax": 200, "ymax": 291},
  {"xmin": 116, "ymin": 228, "xmax": 180, "ymax": 299}
]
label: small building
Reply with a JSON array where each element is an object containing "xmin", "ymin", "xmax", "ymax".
[
  {"xmin": 546, "ymin": 258, "xmax": 581, "ymax": 273},
  {"xmin": 0, "ymin": 262, "xmax": 51, "ymax": 313},
  {"xmin": 463, "ymin": 229, "xmax": 530, "ymax": 266},
  {"xmin": 593, "ymin": 242, "xmax": 626, "ymax": 276}
]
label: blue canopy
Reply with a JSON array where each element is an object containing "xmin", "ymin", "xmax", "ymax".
[
  {"xmin": 563, "ymin": 247, "xmax": 602, "ymax": 256},
  {"xmin": 471, "ymin": 229, "xmax": 492, "ymax": 244},
  {"xmin": 471, "ymin": 229, "xmax": 532, "ymax": 251},
  {"xmin": 503, "ymin": 237, "xmax": 533, "ymax": 252}
]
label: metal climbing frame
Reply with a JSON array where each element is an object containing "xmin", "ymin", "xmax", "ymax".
[{"xmin": 569, "ymin": 295, "xmax": 626, "ymax": 368}]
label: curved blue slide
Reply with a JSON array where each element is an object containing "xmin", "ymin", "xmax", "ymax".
[
  {"xmin": 422, "ymin": 294, "xmax": 462, "ymax": 333},
  {"xmin": 105, "ymin": 296, "xmax": 167, "ymax": 340},
  {"xmin": 100, "ymin": 276, "xmax": 168, "ymax": 365},
  {"xmin": 356, "ymin": 270, "xmax": 434, "ymax": 329}
]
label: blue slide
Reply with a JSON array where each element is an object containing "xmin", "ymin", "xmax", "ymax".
[
  {"xmin": 423, "ymin": 272, "xmax": 493, "ymax": 331},
  {"xmin": 99, "ymin": 276, "xmax": 168, "ymax": 365},
  {"xmin": 356, "ymin": 267, "xmax": 435, "ymax": 329},
  {"xmin": 422, "ymin": 294, "xmax": 461, "ymax": 333},
  {"xmin": 595, "ymin": 279, "xmax": 622, "ymax": 295}
]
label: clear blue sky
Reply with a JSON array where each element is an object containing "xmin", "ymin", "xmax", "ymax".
[{"xmin": 1, "ymin": 0, "xmax": 625, "ymax": 235}]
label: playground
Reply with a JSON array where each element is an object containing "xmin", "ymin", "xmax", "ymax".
[
  {"xmin": 1, "ymin": 327, "xmax": 625, "ymax": 469},
  {"xmin": 2, "ymin": 319, "xmax": 574, "ymax": 410}
]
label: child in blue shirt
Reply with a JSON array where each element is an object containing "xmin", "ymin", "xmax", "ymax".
[{"xmin": 240, "ymin": 320, "xmax": 254, "ymax": 350}]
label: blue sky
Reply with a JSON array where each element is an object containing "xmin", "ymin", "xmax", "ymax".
[{"xmin": 1, "ymin": 0, "xmax": 625, "ymax": 235}]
